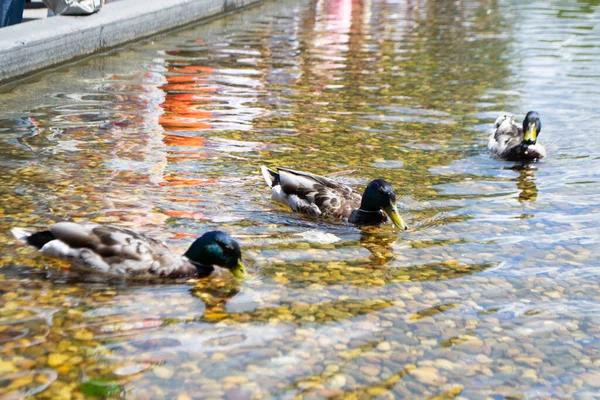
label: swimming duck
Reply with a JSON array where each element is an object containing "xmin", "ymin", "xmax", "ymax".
[
  {"xmin": 260, "ymin": 167, "xmax": 408, "ymax": 230},
  {"xmin": 488, "ymin": 111, "xmax": 546, "ymax": 161},
  {"xmin": 11, "ymin": 222, "xmax": 245, "ymax": 279}
]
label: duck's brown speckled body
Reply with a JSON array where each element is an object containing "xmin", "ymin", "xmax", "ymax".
[
  {"xmin": 12, "ymin": 222, "xmax": 245, "ymax": 279},
  {"xmin": 261, "ymin": 167, "xmax": 408, "ymax": 230},
  {"xmin": 488, "ymin": 111, "xmax": 546, "ymax": 161}
]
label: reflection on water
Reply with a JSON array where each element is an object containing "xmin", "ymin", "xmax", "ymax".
[
  {"xmin": 360, "ymin": 231, "xmax": 398, "ymax": 265},
  {"xmin": 1, "ymin": 0, "xmax": 600, "ymax": 398},
  {"xmin": 514, "ymin": 165, "xmax": 538, "ymax": 203}
]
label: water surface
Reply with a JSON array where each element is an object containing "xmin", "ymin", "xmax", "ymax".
[{"xmin": 1, "ymin": 0, "xmax": 600, "ymax": 398}]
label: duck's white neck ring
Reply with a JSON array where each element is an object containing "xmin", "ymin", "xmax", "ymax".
[{"xmin": 357, "ymin": 208, "xmax": 382, "ymax": 214}]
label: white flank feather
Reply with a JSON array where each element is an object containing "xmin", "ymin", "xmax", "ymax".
[
  {"xmin": 271, "ymin": 186, "xmax": 287, "ymax": 204},
  {"xmin": 287, "ymin": 194, "xmax": 301, "ymax": 212},
  {"xmin": 39, "ymin": 240, "xmax": 72, "ymax": 258},
  {"xmin": 487, "ymin": 133, "xmax": 503, "ymax": 153}
]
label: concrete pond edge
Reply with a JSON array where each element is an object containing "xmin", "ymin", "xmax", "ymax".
[{"xmin": 0, "ymin": 0, "xmax": 263, "ymax": 84}]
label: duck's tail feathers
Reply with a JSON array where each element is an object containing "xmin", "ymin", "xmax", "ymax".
[
  {"xmin": 260, "ymin": 166, "xmax": 280, "ymax": 187},
  {"xmin": 11, "ymin": 227, "xmax": 32, "ymax": 243},
  {"xmin": 11, "ymin": 228, "xmax": 55, "ymax": 249}
]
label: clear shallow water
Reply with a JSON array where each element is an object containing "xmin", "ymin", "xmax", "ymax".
[{"xmin": 1, "ymin": 0, "xmax": 600, "ymax": 398}]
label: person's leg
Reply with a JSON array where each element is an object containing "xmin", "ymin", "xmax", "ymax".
[{"xmin": 0, "ymin": 0, "xmax": 25, "ymax": 27}]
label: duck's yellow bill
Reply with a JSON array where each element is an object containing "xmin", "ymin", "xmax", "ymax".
[
  {"xmin": 524, "ymin": 123, "xmax": 537, "ymax": 144},
  {"xmin": 230, "ymin": 260, "xmax": 246, "ymax": 279},
  {"xmin": 383, "ymin": 202, "xmax": 408, "ymax": 231}
]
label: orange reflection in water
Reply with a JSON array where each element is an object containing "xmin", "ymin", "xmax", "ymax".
[
  {"xmin": 162, "ymin": 134, "xmax": 205, "ymax": 147},
  {"xmin": 157, "ymin": 64, "xmax": 221, "ymax": 197},
  {"xmin": 159, "ymin": 65, "xmax": 216, "ymax": 131}
]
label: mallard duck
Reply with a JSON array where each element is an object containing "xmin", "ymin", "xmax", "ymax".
[
  {"xmin": 488, "ymin": 111, "xmax": 546, "ymax": 161},
  {"xmin": 260, "ymin": 167, "xmax": 408, "ymax": 230},
  {"xmin": 11, "ymin": 222, "xmax": 245, "ymax": 279}
]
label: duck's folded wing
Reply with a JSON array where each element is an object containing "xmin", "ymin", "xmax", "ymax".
[
  {"xmin": 45, "ymin": 222, "xmax": 186, "ymax": 277},
  {"xmin": 277, "ymin": 168, "xmax": 349, "ymax": 193},
  {"xmin": 493, "ymin": 120, "xmax": 523, "ymax": 141},
  {"xmin": 489, "ymin": 120, "xmax": 523, "ymax": 153},
  {"xmin": 49, "ymin": 222, "xmax": 164, "ymax": 263},
  {"xmin": 277, "ymin": 169, "xmax": 360, "ymax": 219}
]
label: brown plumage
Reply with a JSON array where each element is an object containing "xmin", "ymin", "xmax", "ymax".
[
  {"xmin": 488, "ymin": 111, "xmax": 546, "ymax": 161},
  {"xmin": 11, "ymin": 222, "xmax": 247, "ymax": 279},
  {"xmin": 262, "ymin": 167, "xmax": 360, "ymax": 219},
  {"xmin": 260, "ymin": 167, "xmax": 408, "ymax": 230}
]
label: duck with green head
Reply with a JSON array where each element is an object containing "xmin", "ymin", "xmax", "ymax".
[
  {"xmin": 488, "ymin": 111, "xmax": 546, "ymax": 161},
  {"xmin": 260, "ymin": 167, "xmax": 408, "ymax": 230},
  {"xmin": 11, "ymin": 222, "xmax": 246, "ymax": 279}
]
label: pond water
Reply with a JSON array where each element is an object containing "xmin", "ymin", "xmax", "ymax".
[{"xmin": 1, "ymin": 0, "xmax": 600, "ymax": 398}]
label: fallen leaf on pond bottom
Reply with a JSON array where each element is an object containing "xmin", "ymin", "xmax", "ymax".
[{"xmin": 80, "ymin": 378, "xmax": 121, "ymax": 397}]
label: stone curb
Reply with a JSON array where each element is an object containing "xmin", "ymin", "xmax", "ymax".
[{"xmin": 0, "ymin": 0, "xmax": 262, "ymax": 84}]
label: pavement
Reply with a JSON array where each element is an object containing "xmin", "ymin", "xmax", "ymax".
[{"xmin": 0, "ymin": 0, "xmax": 263, "ymax": 84}]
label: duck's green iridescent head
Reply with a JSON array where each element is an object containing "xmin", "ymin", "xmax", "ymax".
[
  {"xmin": 523, "ymin": 111, "xmax": 542, "ymax": 145},
  {"xmin": 360, "ymin": 179, "xmax": 408, "ymax": 231},
  {"xmin": 184, "ymin": 231, "xmax": 246, "ymax": 279}
]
